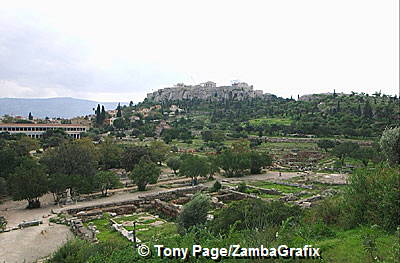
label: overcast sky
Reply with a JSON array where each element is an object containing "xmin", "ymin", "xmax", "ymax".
[{"xmin": 0, "ymin": 0, "xmax": 398, "ymax": 102}]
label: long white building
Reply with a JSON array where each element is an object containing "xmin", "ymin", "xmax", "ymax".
[{"xmin": 0, "ymin": 123, "xmax": 88, "ymax": 139}]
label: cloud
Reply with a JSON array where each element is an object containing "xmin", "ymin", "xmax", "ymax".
[{"xmin": 0, "ymin": 1, "xmax": 398, "ymax": 101}]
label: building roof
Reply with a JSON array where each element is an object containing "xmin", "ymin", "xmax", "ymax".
[{"xmin": 0, "ymin": 123, "xmax": 88, "ymax": 127}]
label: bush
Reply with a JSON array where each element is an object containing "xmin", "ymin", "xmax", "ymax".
[
  {"xmin": 177, "ymin": 194, "xmax": 211, "ymax": 234},
  {"xmin": 211, "ymin": 180, "xmax": 222, "ymax": 192},
  {"xmin": 210, "ymin": 199, "xmax": 302, "ymax": 234},
  {"xmin": 48, "ymin": 238, "xmax": 130, "ymax": 263},
  {"xmin": 237, "ymin": 182, "xmax": 247, "ymax": 193},
  {"xmin": 304, "ymin": 197, "xmax": 344, "ymax": 226},
  {"xmin": 343, "ymin": 167, "xmax": 400, "ymax": 231},
  {"xmin": 0, "ymin": 216, "xmax": 7, "ymax": 231},
  {"xmin": 246, "ymin": 151, "xmax": 272, "ymax": 174},
  {"xmin": 379, "ymin": 126, "xmax": 400, "ymax": 166}
]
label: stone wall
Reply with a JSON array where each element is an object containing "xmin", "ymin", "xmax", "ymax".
[
  {"xmin": 151, "ymin": 199, "xmax": 181, "ymax": 218},
  {"xmin": 64, "ymin": 185, "xmax": 206, "ymax": 218}
]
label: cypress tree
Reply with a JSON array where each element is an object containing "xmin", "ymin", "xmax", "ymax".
[
  {"xmin": 356, "ymin": 104, "xmax": 362, "ymax": 117},
  {"xmin": 101, "ymin": 106, "xmax": 106, "ymax": 123},
  {"xmin": 116, "ymin": 103, "xmax": 122, "ymax": 117},
  {"xmin": 28, "ymin": 112, "xmax": 33, "ymax": 120},
  {"xmin": 363, "ymin": 100, "xmax": 373, "ymax": 118},
  {"xmin": 95, "ymin": 104, "xmax": 101, "ymax": 125}
]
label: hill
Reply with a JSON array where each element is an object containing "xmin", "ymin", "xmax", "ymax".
[{"xmin": 0, "ymin": 97, "xmax": 129, "ymax": 118}]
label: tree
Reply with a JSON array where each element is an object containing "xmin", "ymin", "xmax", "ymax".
[
  {"xmin": 0, "ymin": 147, "xmax": 20, "ymax": 179},
  {"xmin": 0, "ymin": 177, "xmax": 7, "ymax": 196},
  {"xmin": 379, "ymin": 127, "xmax": 400, "ymax": 166},
  {"xmin": 179, "ymin": 155, "xmax": 210, "ymax": 184},
  {"xmin": 101, "ymin": 106, "xmax": 106, "ymax": 123},
  {"xmin": 48, "ymin": 173, "xmax": 70, "ymax": 203},
  {"xmin": 98, "ymin": 138, "xmax": 123, "ymax": 169},
  {"xmin": 247, "ymin": 151, "xmax": 272, "ymax": 174},
  {"xmin": 7, "ymin": 158, "xmax": 48, "ymax": 208},
  {"xmin": 116, "ymin": 103, "xmax": 122, "ymax": 117},
  {"xmin": 129, "ymin": 159, "xmax": 160, "ymax": 191},
  {"xmin": 95, "ymin": 104, "xmax": 101, "ymax": 125},
  {"xmin": 317, "ymin": 139, "xmax": 336, "ymax": 152},
  {"xmin": 216, "ymin": 150, "xmax": 250, "ymax": 177},
  {"xmin": 166, "ymin": 157, "xmax": 182, "ymax": 175},
  {"xmin": 10, "ymin": 136, "xmax": 39, "ymax": 156},
  {"xmin": 149, "ymin": 140, "xmax": 170, "ymax": 165},
  {"xmin": 351, "ymin": 147, "xmax": 376, "ymax": 166},
  {"xmin": 112, "ymin": 118, "xmax": 125, "ymax": 130},
  {"xmin": 40, "ymin": 129, "xmax": 70, "ymax": 148},
  {"xmin": 231, "ymin": 139, "xmax": 250, "ymax": 153},
  {"xmin": 332, "ymin": 142, "xmax": 359, "ymax": 166},
  {"xmin": 211, "ymin": 180, "xmax": 222, "ymax": 192},
  {"xmin": 28, "ymin": 112, "xmax": 33, "ymax": 120},
  {"xmin": 121, "ymin": 145, "xmax": 152, "ymax": 171},
  {"xmin": 95, "ymin": 171, "xmax": 120, "ymax": 197},
  {"xmin": 177, "ymin": 194, "xmax": 211, "ymax": 234},
  {"xmin": 207, "ymin": 155, "xmax": 220, "ymax": 178},
  {"xmin": 363, "ymin": 100, "xmax": 373, "ymax": 118},
  {"xmin": 41, "ymin": 139, "xmax": 98, "ymax": 195}
]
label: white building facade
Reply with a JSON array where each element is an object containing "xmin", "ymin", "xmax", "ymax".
[{"xmin": 0, "ymin": 123, "xmax": 88, "ymax": 139}]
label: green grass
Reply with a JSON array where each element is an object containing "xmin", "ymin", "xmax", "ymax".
[
  {"xmin": 259, "ymin": 193, "xmax": 281, "ymax": 199},
  {"xmin": 91, "ymin": 213, "xmax": 177, "ymax": 243},
  {"xmin": 250, "ymin": 181, "xmax": 304, "ymax": 193},
  {"xmin": 259, "ymin": 141, "xmax": 318, "ymax": 151},
  {"xmin": 314, "ymin": 228, "xmax": 397, "ymax": 263},
  {"xmin": 247, "ymin": 117, "xmax": 293, "ymax": 126},
  {"xmin": 84, "ymin": 218, "xmax": 128, "ymax": 244},
  {"xmin": 136, "ymin": 222, "xmax": 177, "ymax": 242}
]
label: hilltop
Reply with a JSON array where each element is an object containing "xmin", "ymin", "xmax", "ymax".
[{"xmin": 146, "ymin": 81, "xmax": 274, "ymax": 102}]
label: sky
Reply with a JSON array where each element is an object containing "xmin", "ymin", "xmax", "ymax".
[{"xmin": 0, "ymin": 0, "xmax": 398, "ymax": 102}]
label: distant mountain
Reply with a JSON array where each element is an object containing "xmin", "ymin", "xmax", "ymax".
[{"xmin": 0, "ymin": 97, "xmax": 130, "ymax": 118}]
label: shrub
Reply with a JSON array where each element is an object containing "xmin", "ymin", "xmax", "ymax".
[
  {"xmin": 237, "ymin": 182, "xmax": 247, "ymax": 193},
  {"xmin": 0, "ymin": 216, "xmax": 7, "ymax": 231},
  {"xmin": 379, "ymin": 126, "xmax": 400, "ymax": 166},
  {"xmin": 177, "ymin": 194, "xmax": 211, "ymax": 234},
  {"xmin": 344, "ymin": 167, "xmax": 400, "ymax": 231},
  {"xmin": 210, "ymin": 199, "xmax": 302, "ymax": 234},
  {"xmin": 304, "ymin": 197, "xmax": 344, "ymax": 225},
  {"xmin": 211, "ymin": 180, "xmax": 222, "ymax": 192}
]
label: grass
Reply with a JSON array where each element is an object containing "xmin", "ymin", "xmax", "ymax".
[
  {"xmin": 313, "ymin": 227, "xmax": 397, "ymax": 263},
  {"xmin": 259, "ymin": 193, "xmax": 281, "ymax": 199},
  {"xmin": 90, "ymin": 213, "xmax": 178, "ymax": 243},
  {"xmin": 136, "ymin": 222, "xmax": 177, "ymax": 242},
  {"xmin": 84, "ymin": 218, "xmax": 128, "ymax": 244},
  {"xmin": 250, "ymin": 181, "xmax": 304, "ymax": 193},
  {"xmin": 247, "ymin": 117, "xmax": 293, "ymax": 126}
]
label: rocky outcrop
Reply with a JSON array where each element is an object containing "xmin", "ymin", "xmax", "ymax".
[{"xmin": 147, "ymin": 82, "xmax": 270, "ymax": 102}]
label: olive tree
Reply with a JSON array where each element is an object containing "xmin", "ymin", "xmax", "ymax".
[
  {"xmin": 179, "ymin": 155, "xmax": 210, "ymax": 184},
  {"xmin": 177, "ymin": 194, "xmax": 211, "ymax": 234},
  {"xmin": 129, "ymin": 159, "xmax": 161, "ymax": 191},
  {"xmin": 8, "ymin": 158, "xmax": 48, "ymax": 208},
  {"xmin": 379, "ymin": 127, "xmax": 400, "ymax": 166}
]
